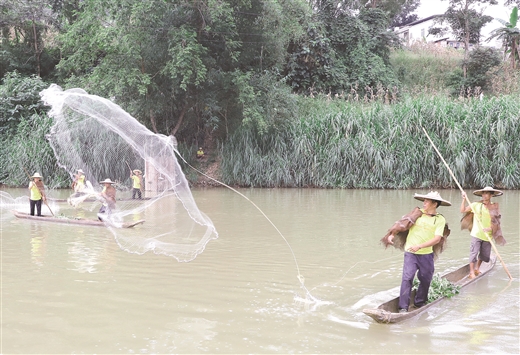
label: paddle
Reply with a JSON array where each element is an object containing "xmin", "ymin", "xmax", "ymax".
[
  {"xmin": 421, "ymin": 127, "xmax": 512, "ymax": 280},
  {"xmin": 23, "ymin": 167, "xmax": 55, "ymax": 217}
]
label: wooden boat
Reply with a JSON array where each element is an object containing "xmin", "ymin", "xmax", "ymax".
[
  {"xmin": 12, "ymin": 211, "xmax": 145, "ymax": 229},
  {"xmin": 363, "ymin": 254, "xmax": 497, "ymax": 323},
  {"xmin": 49, "ymin": 197, "xmax": 152, "ymax": 202}
]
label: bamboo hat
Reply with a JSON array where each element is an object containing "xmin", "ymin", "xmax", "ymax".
[
  {"xmin": 473, "ymin": 186, "xmax": 503, "ymax": 197},
  {"xmin": 31, "ymin": 172, "xmax": 43, "ymax": 179},
  {"xmin": 133, "ymin": 169, "xmax": 142, "ymax": 174},
  {"xmin": 414, "ymin": 191, "xmax": 451, "ymax": 206},
  {"xmin": 77, "ymin": 169, "xmax": 85, "ymax": 174},
  {"xmin": 99, "ymin": 178, "xmax": 116, "ymax": 184}
]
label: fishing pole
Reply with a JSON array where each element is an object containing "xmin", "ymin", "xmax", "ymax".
[
  {"xmin": 421, "ymin": 126, "xmax": 512, "ymax": 280},
  {"xmin": 23, "ymin": 167, "xmax": 54, "ymax": 216}
]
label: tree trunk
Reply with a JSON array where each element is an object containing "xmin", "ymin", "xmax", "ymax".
[
  {"xmin": 171, "ymin": 101, "xmax": 189, "ymax": 136},
  {"xmin": 31, "ymin": 15, "xmax": 41, "ymax": 77}
]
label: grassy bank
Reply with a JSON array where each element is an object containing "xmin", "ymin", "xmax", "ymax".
[{"xmin": 220, "ymin": 94, "xmax": 520, "ymax": 189}]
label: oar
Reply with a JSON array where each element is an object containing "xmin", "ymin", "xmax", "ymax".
[
  {"xmin": 421, "ymin": 127, "xmax": 512, "ymax": 280},
  {"xmin": 23, "ymin": 167, "xmax": 55, "ymax": 217}
]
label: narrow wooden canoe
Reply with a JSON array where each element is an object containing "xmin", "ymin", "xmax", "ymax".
[
  {"xmin": 49, "ymin": 197, "xmax": 152, "ymax": 202},
  {"xmin": 363, "ymin": 254, "xmax": 497, "ymax": 323},
  {"xmin": 12, "ymin": 211, "xmax": 145, "ymax": 229}
]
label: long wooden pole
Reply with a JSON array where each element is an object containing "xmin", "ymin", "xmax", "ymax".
[
  {"xmin": 23, "ymin": 167, "xmax": 55, "ymax": 217},
  {"xmin": 421, "ymin": 127, "xmax": 512, "ymax": 280}
]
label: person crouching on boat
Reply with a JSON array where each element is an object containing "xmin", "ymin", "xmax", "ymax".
[
  {"xmin": 130, "ymin": 169, "xmax": 143, "ymax": 199},
  {"xmin": 28, "ymin": 172, "xmax": 46, "ymax": 216},
  {"xmin": 98, "ymin": 178, "xmax": 116, "ymax": 221},
  {"xmin": 460, "ymin": 186, "xmax": 505, "ymax": 279},
  {"xmin": 381, "ymin": 191, "xmax": 451, "ymax": 313}
]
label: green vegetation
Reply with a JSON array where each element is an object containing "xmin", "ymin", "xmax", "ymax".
[
  {"xmin": 221, "ymin": 94, "xmax": 520, "ymax": 189},
  {"xmin": 413, "ymin": 274, "xmax": 461, "ymax": 304},
  {"xmin": 1, "ymin": 1, "xmax": 520, "ymax": 189}
]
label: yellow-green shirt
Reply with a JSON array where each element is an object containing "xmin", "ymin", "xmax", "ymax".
[
  {"xmin": 75, "ymin": 174, "xmax": 85, "ymax": 192},
  {"xmin": 470, "ymin": 202, "xmax": 492, "ymax": 241},
  {"xmin": 131, "ymin": 175, "xmax": 141, "ymax": 189},
  {"xmin": 29, "ymin": 182, "xmax": 42, "ymax": 200},
  {"xmin": 404, "ymin": 209, "xmax": 446, "ymax": 255}
]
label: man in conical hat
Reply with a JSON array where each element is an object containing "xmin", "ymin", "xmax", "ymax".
[
  {"xmin": 72, "ymin": 169, "xmax": 86, "ymax": 193},
  {"xmin": 28, "ymin": 172, "xmax": 46, "ymax": 216},
  {"xmin": 130, "ymin": 169, "xmax": 143, "ymax": 199},
  {"xmin": 98, "ymin": 178, "xmax": 116, "ymax": 221},
  {"xmin": 460, "ymin": 186, "xmax": 505, "ymax": 279},
  {"xmin": 383, "ymin": 191, "xmax": 451, "ymax": 313}
]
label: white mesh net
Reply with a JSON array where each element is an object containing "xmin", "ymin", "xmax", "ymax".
[{"xmin": 39, "ymin": 84, "xmax": 218, "ymax": 261}]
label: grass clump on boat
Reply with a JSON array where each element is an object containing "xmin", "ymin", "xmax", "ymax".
[{"xmin": 413, "ymin": 274, "xmax": 461, "ymax": 304}]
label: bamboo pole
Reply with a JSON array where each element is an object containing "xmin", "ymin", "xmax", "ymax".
[
  {"xmin": 23, "ymin": 167, "xmax": 54, "ymax": 217},
  {"xmin": 421, "ymin": 127, "xmax": 512, "ymax": 280}
]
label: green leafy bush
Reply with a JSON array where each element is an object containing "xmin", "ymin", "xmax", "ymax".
[{"xmin": 413, "ymin": 273, "xmax": 461, "ymax": 304}]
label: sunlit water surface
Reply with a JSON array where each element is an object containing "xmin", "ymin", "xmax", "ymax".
[{"xmin": 1, "ymin": 188, "xmax": 518, "ymax": 353}]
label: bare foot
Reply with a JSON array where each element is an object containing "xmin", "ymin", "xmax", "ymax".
[
  {"xmin": 468, "ymin": 273, "xmax": 476, "ymax": 279},
  {"xmin": 474, "ymin": 270, "xmax": 481, "ymax": 276}
]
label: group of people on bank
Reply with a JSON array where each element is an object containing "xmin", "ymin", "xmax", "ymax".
[
  {"xmin": 382, "ymin": 187, "xmax": 505, "ymax": 313},
  {"xmin": 28, "ymin": 167, "xmax": 144, "ymax": 220}
]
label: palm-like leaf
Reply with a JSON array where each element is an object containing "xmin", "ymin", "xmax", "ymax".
[{"xmin": 487, "ymin": 7, "xmax": 520, "ymax": 68}]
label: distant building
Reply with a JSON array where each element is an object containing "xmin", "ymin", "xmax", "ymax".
[{"xmin": 395, "ymin": 15, "xmax": 497, "ymax": 49}]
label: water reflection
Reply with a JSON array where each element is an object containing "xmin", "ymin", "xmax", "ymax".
[{"xmin": 66, "ymin": 229, "xmax": 115, "ymax": 273}]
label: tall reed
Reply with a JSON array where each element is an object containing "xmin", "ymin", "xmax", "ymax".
[{"xmin": 220, "ymin": 94, "xmax": 520, "ymax": 189}]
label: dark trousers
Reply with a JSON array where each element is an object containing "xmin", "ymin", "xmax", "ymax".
[
  {"xmin": 132, "ymin": 188, "xmax": 142, "ymax": 199},
  {"xmin": 398, "ymin": 252, "xmax": 435, "ymax": 310},
  {"xmin": 30, "ymin": 199, "xmax": 42, "ymax": 216}
]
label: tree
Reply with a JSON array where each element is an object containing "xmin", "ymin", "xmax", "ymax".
[
  {"xmin": 366, "ymin": 0, "xmax": 420, "ymax": 27},
  {"xmin": 56, "ymin": 0, "xmax": 310, "ymax": 142},
  {"xmin": 488, "ymin": 6, "xmax": 520, "ymax": 68},
  {"xmin": 429, "ymin": 0, "xmax": 498, "ymax": 78},
  {"xmin": 0, "ymin": 0, "xmax": 59, "ymax": 78},
  {"xmin": 390, "ymin": 0, "xmax": 420, "ymax": 28},
  {"xmin": 284, "ymin": 2, "xmax": 400, "ymax": 96}
]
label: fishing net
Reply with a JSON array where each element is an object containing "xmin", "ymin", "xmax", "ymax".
[{"xmin": 39, "ymin": 84, "xmax": 218, "ymax": 262}]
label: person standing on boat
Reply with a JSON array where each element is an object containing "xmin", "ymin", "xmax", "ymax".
[
  {"xmin": 72, "ymin": 169, "xmax": 86, "ymax": 193},
  {"xmin": 130, "ymin": 169, "xmax": 143, "ymax": 199},
  {"xmin": 460, "ymin": 186, "xmax": 505, "ymax": 279},
  {"xmin": 28, "ymin": 172, "xmax": 46, "ymax": 216},
  {"xmin": 98, "ymin": 178, "xmax": 116, "ymax": 221},
  {"xmin": 381, "ymin": 191, "xmax": 451, "ymax": 313}
]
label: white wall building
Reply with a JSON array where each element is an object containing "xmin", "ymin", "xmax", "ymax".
[{"xmin": 395, "ymin": 15, "xmax": 503, "ymax": 49}]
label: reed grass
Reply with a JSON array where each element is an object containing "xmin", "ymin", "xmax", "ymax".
[{"xmin": 220, "ymin": 94, "xmax": 520, "ymax": 189}]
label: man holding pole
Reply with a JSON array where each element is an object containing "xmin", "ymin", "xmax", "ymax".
[
  {"xmin": 28, "ymin": 172, "xmax": 46, "ymax": 216},
  {"xmin": 460, "ymin": 186, "xmax": 505, "ymax": 279}
]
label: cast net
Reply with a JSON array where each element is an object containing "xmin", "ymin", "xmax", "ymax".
[{"xmin": 39, "ymin": 84, "xmax": 218, "ymax": 262}]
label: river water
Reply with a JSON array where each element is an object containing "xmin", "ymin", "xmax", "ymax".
[{"xmin": 1, "ymin": 187, "xmax": 518, "ymax": 354}]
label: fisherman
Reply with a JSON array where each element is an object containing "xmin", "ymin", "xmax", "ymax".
[
  {"xmin": 460, "ymin": 186, "xmax": 505, "ymax": 279},
  {"xmin": 98, "ymin": 178, "xmax": 116, "ymax": 221},
  {"xmin": 28, "ymin": 172, "xmax": 46, "ymax": 216},
  {"xmin": 72, "ymin": 169, "xmax": 86, "ymax": 193},
  {"xmin": 381, "ymin": 191, "xmax": 451, "ymax": 313},
  {"xmin": 130, "ymin": 169, "xmax": 143, "ymax": 199},
  {"xmin": 196, "ymin": 147, "xmax": 204, "ymax": 159}
]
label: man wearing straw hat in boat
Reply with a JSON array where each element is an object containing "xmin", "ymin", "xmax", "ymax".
[
  {"xmin": 72, "ymin": 169, "xmax": 86, "ymax": 193},
  {"xmin": 130, "ymin": 169, "xmax": 143, "ymax": 199},
  {"xmin": 98, "ymin": 178, "xmax": 117, "ymax": 221},
  {"xmin": 28, "ymin": 172, "xmax": 47, "ymax": 216},
  {"xmin": 460, "ymin": 186, "xmax": 505, "ymax": 279},
  {"xmin": 381, "ymin": 191, "xmax": 451, "ymax": 313}
]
